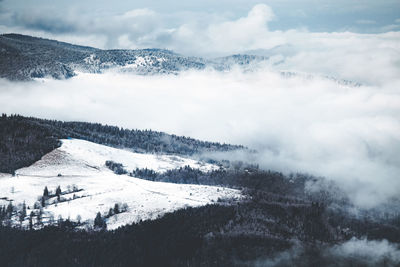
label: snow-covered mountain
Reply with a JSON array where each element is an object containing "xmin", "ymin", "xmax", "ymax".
[
  {"xmin": 0, "ymin": 33, "xmax": 268, "ymax": 80},
  {"xmin": 0, "ymin": 139, "xmax": 241, "ymax": 230},
  {"xmin": 0, "ymin": 33, "xmax": 362, "ymax": 87}
]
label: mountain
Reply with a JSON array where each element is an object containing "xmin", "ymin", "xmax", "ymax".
[
  {"xmin": 210, "ymin": 54, "xmax": 269, "ymax": 71},
  {"xmin": 0, "ymin": 114, "xmax": 245, "ymax": 173},
  {"xmin": 0, "ymin": 138, "xmax": 240, "ymax": 230},
  {"xmin": 0, "ymin": 34, "xmax": 362, "ymax": 87},
  {"xmin": 0, "ymin": 114, "xmax": 399, "ymax": 266},
  {"xmin": 0, "ymin": 114, "xmax": 244, "ymax": 229},
  {"xmin": 0, "ymin": 33, "xmax": 270, "ymax": 80}
]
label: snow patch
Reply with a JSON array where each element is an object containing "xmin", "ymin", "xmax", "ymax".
[{"xmin": 0, "ymin": 139, "xmax": 240, "ymax": 230}]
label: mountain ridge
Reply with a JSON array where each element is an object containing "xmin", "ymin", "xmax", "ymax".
[
  {"xmin": 0, "ymin": 33, "xmax": 269, "ymax": 80},
  {"xmin": 0, "ymin": 33, "xmax": 363, "ymax": 87}
]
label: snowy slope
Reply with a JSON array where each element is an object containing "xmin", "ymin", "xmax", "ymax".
[
  {"xmin": 16, "ymin": 139, "xmax": 218, "ymax": 176},
  {"xmin": 0, "ymin": 139, "xmax": 241, "ymax": 230}
]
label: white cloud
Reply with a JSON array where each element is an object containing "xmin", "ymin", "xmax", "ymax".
[
  {"xmin": 329, "ymin": 238, "xmax": 400, "ymax": 265},
  {"xmin": 0, "ymin": 62, "xmax": 399, "ymax": 208},
  {"xmin": 121, "ymin": 8, "xmax": 155, "ymax": 19},
  {"xmin": 379, "ymin": 24, "xmax": 400, "ymax": 32},
  {"xmin": 258, "ymin": 237, "xmax": 400, "ymax": 266},
  {"xmin": 356, "ymin": 19, "xmax": 376, "ymax": 25},
  {"xmin": 169, "ymin": 4, "xmax": 282, "ymax": 56},
  {"xmin": 1, "ymin": 4, "xmax": 400, "ymax": 60}
]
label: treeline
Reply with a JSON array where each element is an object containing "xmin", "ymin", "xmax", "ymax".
[
  {"xmin": 0, "ymin": 114, "xmax": 244, "ymax": 173},
  {"xmin": 0, "ymin": 205, "xmax": 238, "ymax": 267},
  {"xmin": 109, "ymin": 159, "xmax": 309, "ymax": 199},
  {"xmin": 131, "ymin": 165, "xmax": 322, "ymax": 201},
  {"xmin": 1, "ymin": 191, "xmax": 399, "ymax": 267},
  {"xmin": 0, "ymin": 114, "xmax": 60, "ymax": 173},
  {"xmin": 125, "ymin": 164, "xmax": 400, "ymax": 239}
]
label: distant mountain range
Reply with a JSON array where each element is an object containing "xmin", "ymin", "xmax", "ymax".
[
  {"xmin": 0, "ymin": 33, "xmax": 362, "ymax": 87},
  {"xmin": 0, "ymin": 33, "xmax": 269, "ymax": 80}
]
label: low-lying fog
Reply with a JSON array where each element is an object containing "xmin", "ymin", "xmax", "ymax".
[{"xmin": 1, "ymin": 64, "xmax": 399, "ymax": 208}]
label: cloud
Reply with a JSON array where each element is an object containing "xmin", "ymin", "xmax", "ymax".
[
  {"xmin": 1, "ymin": 3, "xmax": 399, "ymax": 58},
  {"xmin": 165, "ymin": 4, "xmax": 283, "ymax": 56},
  {"xmin": 12, "ymin": 12, "xmax": 78, "ymax": 34},
  {"xmin": 328, "ymin": 238, "xmax": 400, "ymax": 266},
  {"xmin": 2, "ymin": 0, "xmax": 400, "ymax": 34},
  {"xmin": 356, "ymin": 19, "xmax": 376, "ymax": 25},
  {"xmin": 379, "ymin": 24, "xmax": 400, "ymax": 32},
  {"xmin": 0, "ymin": 5, "xmax": 161, "ymax": 49},
  {"xmin": 0, "ymin": 59, "xmax": 399, "ymax": 208},
  {"xmin": 251, "ymin": 238, "xmax": 400, "ymax": 266}
]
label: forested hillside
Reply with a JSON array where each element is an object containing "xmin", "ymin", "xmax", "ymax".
[
  {"xmin": 0, "ymin": 33, "xmax": 205, "ymax": 79},
  {"xmin": 1, "ymin": 114, "xmax": 399, "ymax": 266},
  {"xmin": 0, "ymin": 114, "xmax": 60, "ymax": 173},
  {"xmin": 1, "ymin": 191, "xmax": 399, "ymax": 267},
  {"xmin": 0, "ymin": 114, "xmax": 244, "ymax": 173},
  {"xmin": 0, "ymin": 33, "xmax": 271, "ymax": 80}
]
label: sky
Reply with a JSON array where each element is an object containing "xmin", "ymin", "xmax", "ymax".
[
  {"xmin": 0, "ymin": 1, "xmax": 399, "ymax": 208},
  {"xmin": 0, "ymin": 0, "xmax": 399, "ymax": 55}
]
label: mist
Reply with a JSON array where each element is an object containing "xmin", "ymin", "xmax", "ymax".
[
  {"xmin": 0, "ymin": 61, "xmax": 399, "ymax": 208},
  {"xmin": 252, "ymin": 238, "xmax": 400, "ymax": 266}
]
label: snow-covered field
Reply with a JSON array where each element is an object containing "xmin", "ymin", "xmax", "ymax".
[{"xmin": 0, "ymin": 139, "xmax": 241, "ymax": 230}]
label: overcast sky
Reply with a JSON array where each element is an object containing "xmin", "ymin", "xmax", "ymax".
[{"xmin": 1, "ymin": 0, "xmax": 399, "ymax": 55}]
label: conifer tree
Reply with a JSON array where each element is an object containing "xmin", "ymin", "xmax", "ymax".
[
  {"xmin": 29, "ymin": 211, "xmax": 34, "ymax": 230},
  {"xmin": 56, "ymin": 186, "xmax": 62, "ymax": 201},
  {"xmin": 114, "ymin": 203, "xmax": 120, "ymax": 214},
  {"xmin": 43, "ymin": 186, "xmax": 49, "ymax": 197},
  {"xmin": 19, "ymin": 201, "xmax": 26, "ymax": 225},
  {"xmin": 94, "ymin": 212, "xmax": 106, "ymax": 230}
]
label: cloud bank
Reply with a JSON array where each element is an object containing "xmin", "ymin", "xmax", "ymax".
[
  {"xmin": 0, "ymin": 64, "xmax": 399, "ymax": 208},
  {"xmin": 2, "ymin": 0, "xmax": 400, "ymax": 41},
  {"xmin": 1, "ymin": 3, "xmax": 400, "ymax": 57},
  {"xmin": 254, "ymin": 238, "xmax": 400, "ymax": 266}
]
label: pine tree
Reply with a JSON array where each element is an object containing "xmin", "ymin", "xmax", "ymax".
[
  {"xmin": 43, "ymin": 186, "xmax": 49, "ymax": 197},
  {"xmin": 29, "ymin": 211, "xmax": 34, "ymax": 230},
  {"xmin": 94, "ymin": 212, "xmax": 106, "ymax": 230},
  {"xmin": 36, "ymin": 209, "xmax": 42, "ymax": 226},
  {"xmin": 56, "ymin": 185, "xmax": 61, "ymax": 201},
  {"xmin": 114, "ymin": 203, "xmax": 120, "ymax": 214},
  {"xmin": 6, "ymin": 202, "xmax": 13, "ymax": 218},
  {"xmin": 0, "ymin": 206, "xmax": 5, "ymax": 221},
  {"xmin": 19, "ymin": 201, "xmax": 26, "ymax": 225},
  {"xmin": 108, "ymin": 208, "xmax": 113, "ymax": 217},
  {"xmin": 94, "ymin": 212, "xmax": 102, "ymax": 227}
]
